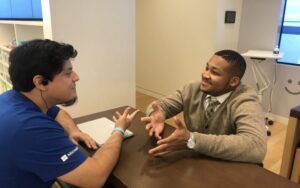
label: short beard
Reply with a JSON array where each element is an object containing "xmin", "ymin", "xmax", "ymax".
[{"xmin": 60, "ymin": 97, "xmax": 78, "ymax": 106}]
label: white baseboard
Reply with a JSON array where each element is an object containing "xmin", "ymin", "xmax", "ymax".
[
  {"xmin": 266, "ymin": 112, "xmax": 288, "ymax": 125},
  {"xmin": 136, "ymin": 86, "xmax": 165, "ymax": 99}
]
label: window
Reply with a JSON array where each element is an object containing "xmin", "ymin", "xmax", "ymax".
[{"xmin": 278, "ymin": 0, "xmax": 300, "ymax": 65}]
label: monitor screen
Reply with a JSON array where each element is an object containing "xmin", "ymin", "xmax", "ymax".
[{"xmin": 0, "ymin": 0, "xmax": 42, "ymax": 20}]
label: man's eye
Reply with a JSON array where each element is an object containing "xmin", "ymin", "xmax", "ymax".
[{"xmin": 211, "ymin": 70, "xmax": 220, "ymax": 75}]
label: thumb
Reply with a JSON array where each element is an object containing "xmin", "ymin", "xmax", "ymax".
[
  {"xmin": 152, "ymin": 101, "xmax": 160, "ymax": 112},
  {"xmin": 173, "ymin": 116, "xmax": 186, "ymax": 129}
]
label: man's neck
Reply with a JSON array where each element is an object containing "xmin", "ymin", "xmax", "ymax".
[{"xmin": 21, "ymin": 89, "xmax": 49, "ymax": 113}]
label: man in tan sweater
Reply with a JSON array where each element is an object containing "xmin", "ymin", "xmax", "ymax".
[{"xmin": 141, "ymin": 50, "xmax": 267, "ymax": 164}]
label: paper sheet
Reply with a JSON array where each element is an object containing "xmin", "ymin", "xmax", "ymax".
[{"xmin": 78, "ymin": 117, "xmax": 133, "ymax": 145}]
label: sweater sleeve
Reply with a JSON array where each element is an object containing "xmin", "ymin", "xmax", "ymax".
[
  {"xmin": 146, "ymin": 83, "xmax": 192, "ymax": 118},
  {"xmin": 193, "ymin": 91, "xmax": 267, "ymax": 164}
]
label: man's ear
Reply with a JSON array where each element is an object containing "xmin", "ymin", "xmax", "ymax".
[
  {"xmin": 230, "ymin": 76, "xmax": 240, "ymax": 88},
  {"xmin": 32, "ymin": 75, "xmax": 47, "ymax": 91}
]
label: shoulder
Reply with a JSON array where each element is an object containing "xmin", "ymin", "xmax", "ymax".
[
  {"xmin": 231, "ymin": 84, "xmax": 259, "ymax": 101},
  {"xmin": 226, "ymin": 85, "xmax": 264, "ymax": 125},
  {"xmin": 1, "ymin": 101, "xmax": 62, "ymax": 136},
  {"xmin": 14, "ymin": 114, "xmax": 64, "ymax": 147},
  {"xmin": 8, "ymin": 109, "xmax": 64, "ymax": 144},
  {"xmin": 226, "ymin": 84, "xmax": 261, "ymax": 111},
  {"xmin": 0, "ymin": 90, "xmax": 16, "ymax": 103},
  {"xmin": 226, "ymin": 84, "xmax": 264, "ymax": 117}
]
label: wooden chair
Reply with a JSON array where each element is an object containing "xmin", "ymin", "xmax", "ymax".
[{"xmin": 280, "ymin": 105, "xmax": 300, "ymax": 183}]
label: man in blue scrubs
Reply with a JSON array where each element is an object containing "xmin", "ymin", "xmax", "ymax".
[{"xmin": 0, "ymin": 39, "xmax": 138, "ymax": 187}]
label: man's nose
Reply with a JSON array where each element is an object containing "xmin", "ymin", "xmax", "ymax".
[
  {"xmin": 202, "ymin": 70, "xmax": 210, "ymax": 78},
  {"xmin": 73, "ymin": 72, "xmax": 80, "ymax": 82}
]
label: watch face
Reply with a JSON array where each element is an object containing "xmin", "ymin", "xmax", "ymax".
[{"xmin": 187, "ymin": 137, "xmax": 195, "ymax": 149}]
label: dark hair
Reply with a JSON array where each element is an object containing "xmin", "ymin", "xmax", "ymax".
[
  {"xmin": 9, "ymin": 39, "xmax": 77, "ymax": 92},
  {"xmin": 215, "ymin": 50, "xmax": 246, "ymax": 78}
]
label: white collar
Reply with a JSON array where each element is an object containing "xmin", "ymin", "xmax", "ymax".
[{"xmin": 206, "ymin": 91, "xmax": 232, "ymax": 104}]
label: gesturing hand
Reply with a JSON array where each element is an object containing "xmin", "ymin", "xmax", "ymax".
[
  {"xmin": 113, "ymin": 107, "xmax": 139, "ymax": 131},
  {"xmin": 141, "ymin": 101, "xmax": 165, "ymax": 139},
  {"xmin": 148, "ymin": 117, "xmax": 190, "ymax": 156}
]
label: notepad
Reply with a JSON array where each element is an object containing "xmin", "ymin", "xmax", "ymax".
[{"xmin": 78, "ymin": 117, "xmax": 134, "ymax": 145}]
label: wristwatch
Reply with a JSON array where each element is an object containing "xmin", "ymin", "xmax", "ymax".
[{"xmin": 187, "ymin": 132, "xmax": 196, "ymax": 149}]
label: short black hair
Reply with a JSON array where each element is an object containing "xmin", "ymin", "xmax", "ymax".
[
  {"xmin": 9, "ymin": 39, "xmax": 77, "ymax": 92},
  {"xmin": 215, "ymin": 49, "xmax": 246, "ymax": 78}
]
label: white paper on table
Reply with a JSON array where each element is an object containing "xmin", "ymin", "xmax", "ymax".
[{"xmin": 78, "ymin": 117, "xmax": 134, "ymax": 145}]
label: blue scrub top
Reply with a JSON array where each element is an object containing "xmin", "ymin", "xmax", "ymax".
[{"xmin": 0, "ymin": 90, "xmax": 87, "ymax": 188}]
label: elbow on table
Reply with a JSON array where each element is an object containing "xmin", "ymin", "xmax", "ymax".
[
  {"xmin": 248, "ymin": 142, "xmax": 267, "ymax": 164},
  {"xmin": 232, "ymin": 139, "xmax": 267, "ymax": 164}
]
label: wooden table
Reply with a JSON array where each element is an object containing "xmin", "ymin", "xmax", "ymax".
[{"xmin": 71, "ymin": 106, "xmax": 299, "ymax": 188}]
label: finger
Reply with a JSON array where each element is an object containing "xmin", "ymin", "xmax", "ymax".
[
  {"xmin": 122, "ymin": 107, "xmax": 131, "ymax": 117},
  {"xmin": 149, "ymin": 128, "xmax": 154, "ymax": 137},
  {"xmin": 116, "ymin": 111, "xmax": 121, "ymax": 118},
  {"xmin": 148, "ymin": 143, "xmax": 169, "ymax": 155},
  {"xmin": 154, "ymin": 131, "xmax": 162, "ymax": 140},
  {"xmin": 145, "ymin": 123, "xmax": 152, "ymax": 131},
  {"xmin": 153, "ymin": 150, "xmax": 170, "ymax": 157},
  {"xmin": 112, "ymin": 115, "xmax": 117, "ymax": 122},
  {"xmin": 83, "ymin": 138, "xmax": 92, "ymax": 148},
  {"xmin": 141, "ymin": 116, "xmax": 152, "ymax": 123},
  {"xmin": 81, "ymin": 134, "xmax": 97, "ymax": 149},
  {"xmin": 84, "ymin": 136, "xmax": 98, "ymax": 149},
  {"xmin": 90, "ymin": 140, "xmax": 98, "ymax": 150},
  {"xmin": 157, "ymin": 135, "xmax": 173, "ymax": 145},
  {"xmin": 128, "ymin": 109, "xmax": 139, "ymax": 119},
  {"xmin": 173, "ymin": 116, "xmax": 186, "ymax": 129}
]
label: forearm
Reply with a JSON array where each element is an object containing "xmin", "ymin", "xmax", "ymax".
[
  {"xmin": 92, "ymin": 132, "xmax": 124, "ymax": 182},
  {"xmin": 193, "ymin": 133, "xmax": 267, "ymax": 163},
  {"xmin": 90, "ymin": 107, "xmax": 137, "ymax": 183},
  {"xmin": 58, "ymin": 107, "xmax": 137, "ymax": 187},
  {"xmin": 55, "ymin": 109, "xmax": 79, "ymax": 135},
  {"xmin": 58, "ymin": 132, "xmax": 124, "ymax": 187}
]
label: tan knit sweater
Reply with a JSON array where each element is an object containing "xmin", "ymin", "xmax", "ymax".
[{"xmin": 147, "ymin": 81, "xmax": 267, "ymax": 163}]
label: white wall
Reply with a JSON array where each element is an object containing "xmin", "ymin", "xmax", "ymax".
[
  {"xmin": 215, "ymin": 0, "xmax": 243, "ymax": 51},
  {"xmin": 238, "ymin": 0, "xmax": 279, "ymax": 106},
  {"xmin": 136, "ymin": 0, "xmax": 217, "ymax": 98},
  {"xmin": 42, "ymin": 0, "xmax": 135, "ymax": 117},
  {"xmin": 238, "ymin": 0, "xmax": 281, "ymax": 52},
  {"xmin": 238, "ymin": 0, "xmax": 300, "ymax": 120}
]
